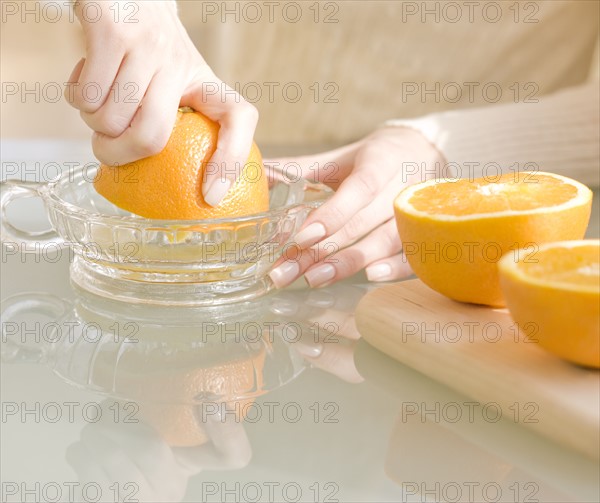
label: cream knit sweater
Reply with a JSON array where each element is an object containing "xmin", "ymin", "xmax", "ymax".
[
  {"xmin": 182, "ymin": 0, "xmax": 599, "ymax": 185},
  {"xmin": 386, "ymin": 59, "xmax": 599, "ymax": 185}
]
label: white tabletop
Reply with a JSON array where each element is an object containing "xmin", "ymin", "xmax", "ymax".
[{"xmin": 1, "ymin": 140, "xmax": 599, "ymax": 503}]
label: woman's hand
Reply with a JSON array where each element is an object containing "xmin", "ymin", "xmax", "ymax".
[
  {"xmin": 65, "ymin": 0, "xmax": 257, "ymax": 206},
  {"xmin": 267, "ymin": 127, "xmax": 445, "ymax": 288}
]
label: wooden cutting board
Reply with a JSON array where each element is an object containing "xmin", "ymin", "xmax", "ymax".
[{"xmin": 355, "ymin": 279, "xmax": 600, "ymax": 459}]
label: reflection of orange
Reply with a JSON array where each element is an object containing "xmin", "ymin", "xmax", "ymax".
[
  {"xmin": 394, "ymin": 172, "xmax": 592, "ymax": 306},
  {"xmin": 499, "ymin": 240, "xmax": 600, "ymax": 368},
  {"xmin": 91, "ymin": 337, "xmax": 267, "ymax": 447},
  {"xmin": 94, "ymin": 109, "xmax": 269, "ymax": 220},
  {"xmin": 129, "ymin": 349, "xmax": 266, "ymax": 447}
]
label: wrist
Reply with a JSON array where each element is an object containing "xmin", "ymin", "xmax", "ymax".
[{"xmin": 381, "ymin": 125, "xmax": 448, "ymax": 182}]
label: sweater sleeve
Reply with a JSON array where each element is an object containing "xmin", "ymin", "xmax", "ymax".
[{"xmin": 385, "ymin": 47, "xmax": 600, "ymax": 186}]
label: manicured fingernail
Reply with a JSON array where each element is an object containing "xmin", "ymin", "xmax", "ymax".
[
  {"xmin": 295, "ymin": 341, "xmax": 323, "ymax": 358},
  {"xmin": 203, "ymin": 177, "xmax": 231, "ymax": 207},
  {"xmin": 269, "ymin": 261, "xmax": 300, "ymax": 288},
  {"xmin": 305, "ymin": 263, "xmax": 336, "ymax": 288},
  {"xmin": 366, "ymin": 263, "xmax": 393, "ymax": 282},
  {"xmin": 294, "ymin": 223, "xmax": 326, "ymax": 249}
]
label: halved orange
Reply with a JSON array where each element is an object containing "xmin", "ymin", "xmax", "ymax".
[
  {"xmin": 94, "ymin": 108, "xmax": 269, "ymax": 220},
  {"xmin": 394, "ymin": 172, "xmax": 593, "ymax": 306},
  {"xmin": 498, "ymin": 240, "xmax": 599, "ymax": 368}
]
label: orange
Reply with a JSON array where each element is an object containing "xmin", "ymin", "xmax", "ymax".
[
  {"xmin": 133, "ymin": 356, "xmax": 266, "ymax": 447},
  {"xmin": 498, "ymin": 240, "xmax": 599, "ymax": 368},
  {"xmin": 91, "ymin": 327, "xmax": 267, "ymax": 447},
  {"xmin": 94, "ymin": 108, "xmax": 269, "ymax": 220},
  {"xmin": 394, "ymin": 172, "xmax": 592, "ymax": 306}
]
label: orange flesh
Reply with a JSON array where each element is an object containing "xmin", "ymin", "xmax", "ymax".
[
  {"xmin": 409, "ymin": 173, "xmax": 579, "ymax": 216},
  {"xmin": 517, "ymin": 245, "xmax": 600, "ymax": 289}
]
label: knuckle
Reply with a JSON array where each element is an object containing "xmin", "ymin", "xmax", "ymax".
[
  {"xmin": 97, "ymin": 21, "xmax": 129, "ymax": 44},
  {"xmin": 71, "ymin": 90, "xmax": 102, "ymax": 113},
  {"xmin": 340, "ymin": 214, "xmax": 366, "ymax": 244},
  {"xmin": 89, "ymin": 111, "xmax": 131, "ymax": 138},
  {"xmin": 238, "ymin": 101, "xmax": 259, "ymax": 124},
  {"xmin": 352, "ymin": 171, "xmax": 378, "ymax": 199},
  {"xmin": 143, "ymin": 29, "xmax": 169, "ymax": 52},
  {"xmin": 130, "ymin": 127, "xmax": 170, "ymax": 158},
  {"xmin": 324, "ymin": 204, "xmax": 347, "ymax": 229},
  {"xmin": 112, "ymin": 36, "xmax": 128, "ymax": 54}
]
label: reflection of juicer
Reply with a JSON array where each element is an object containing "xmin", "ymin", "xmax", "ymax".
[{"xmin": 1, "ymin": 289, "xmax": 306, "ymax": 446}]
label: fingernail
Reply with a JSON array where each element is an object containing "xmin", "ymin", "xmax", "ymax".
[
  {"xmin": 305, "ymin": 263, "xmax": 336, "ymax": 288},
  {"xmin": 269, "ymin": 261, "xmax": 300, "ymax": 288},
  {"xmin": 295, "ymin": 341, "xmax": 323, "ymax": 358},
  {"xmin": 366, "ymin": 263, "xmax": 393, "ymax": 282},
  {"xmin": 294, "ymin": 223, "xmax": 327, "ymax": 249},
  {"xmin": 203, "ymin": 177, "xmax": 231, "ymax": 207}
]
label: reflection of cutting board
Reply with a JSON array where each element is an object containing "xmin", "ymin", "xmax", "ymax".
[{"xmin": 355, "ymin": 279, "xmax": 600, "ymax": 460}]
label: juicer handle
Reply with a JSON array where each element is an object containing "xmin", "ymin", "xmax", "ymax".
[{"xmin": 0, "ymin": 179, "xmax": 59, "ymax": 245}]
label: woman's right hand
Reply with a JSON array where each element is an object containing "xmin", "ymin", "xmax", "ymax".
[{"xmin": 66, "ymin": 0, "xmax": 258, "ymax": 207}]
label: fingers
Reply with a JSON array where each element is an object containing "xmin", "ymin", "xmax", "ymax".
[
  {"xmin": 268, "ymin": 127, "xmax": 439, "ymax": 289},
  {"xmin": 80, "ymin": 52, "xmax": 155, "ymax": 138},
  {"xmin": 292, "ymin": 142, "xmax": 394, "ymax": 249},
  {"xmin": 310, "ymin": 179, "xmax": 401, "ymax": 259},
  {"xmin": 65, "ymin": 1, "xmax": 197, "ymax": 167},
  {"xmin": 64, "ymin": 57, "xmax": 86, "ymax": 102},
  {"xmin": 305, "ymin": 218, "xmax": 403, "ymax": 287},
  {"xmin": 268, "ymin": 245, "xmax": 322, "ymax": 289},
  {"xmin": 182, "ymin": 77, "xmax": 259, "ymax": 207},
  {"xmin": 264, "ymin": 142, "xmax": 358, "ymax": 186},
  {"xmin": 67, "ymin": 1, "xmax": 262, "ymax": 188},
  {"xmin": 269, "ymin": 218, "xmax": 408, "ymax": 289},
  {"xmin": 65, "ymin": 44, "xmax": 125, "ymax": 113},
  {"xmin": 365, "ymin": 253, "xmax": 414, "ymax": 282},
  {"xmin": 203, "ymin": 107, "xmax": 258, "ymax": 207},
  {"xmin": 92, "ymin": 70, "xmax": 182, "ymax": 165}
]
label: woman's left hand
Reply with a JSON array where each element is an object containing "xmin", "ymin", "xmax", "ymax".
[{"xmin": 266, "ymin": 126, "xmax": 445, "ymax": 288}]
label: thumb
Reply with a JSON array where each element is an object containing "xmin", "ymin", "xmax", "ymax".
[{"xmin": 181, "ymin": 78, "xmax": 259, "ymax": 207}]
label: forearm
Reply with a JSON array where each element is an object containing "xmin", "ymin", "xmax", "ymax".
[{"xmin": 386, "ymin": 82, "xmax": 600, "ymax": 186}]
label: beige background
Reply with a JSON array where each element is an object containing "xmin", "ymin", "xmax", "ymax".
[{"xmin": 1, "ymin": 0, "xmax": 598, "ymax": 149}]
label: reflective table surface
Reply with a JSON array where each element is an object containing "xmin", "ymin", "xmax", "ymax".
[{"xmin": 1, "ymin": 141, "xmax": 599, "ymax": 503}]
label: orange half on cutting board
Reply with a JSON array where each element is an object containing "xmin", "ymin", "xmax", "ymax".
[
  {"xmin": 394, "ymin": 172, "xmax": 593, "ymax": 306},
  {"xmin": 499, "ymin": 240, "xmax": 600, "ymax": 368}
]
